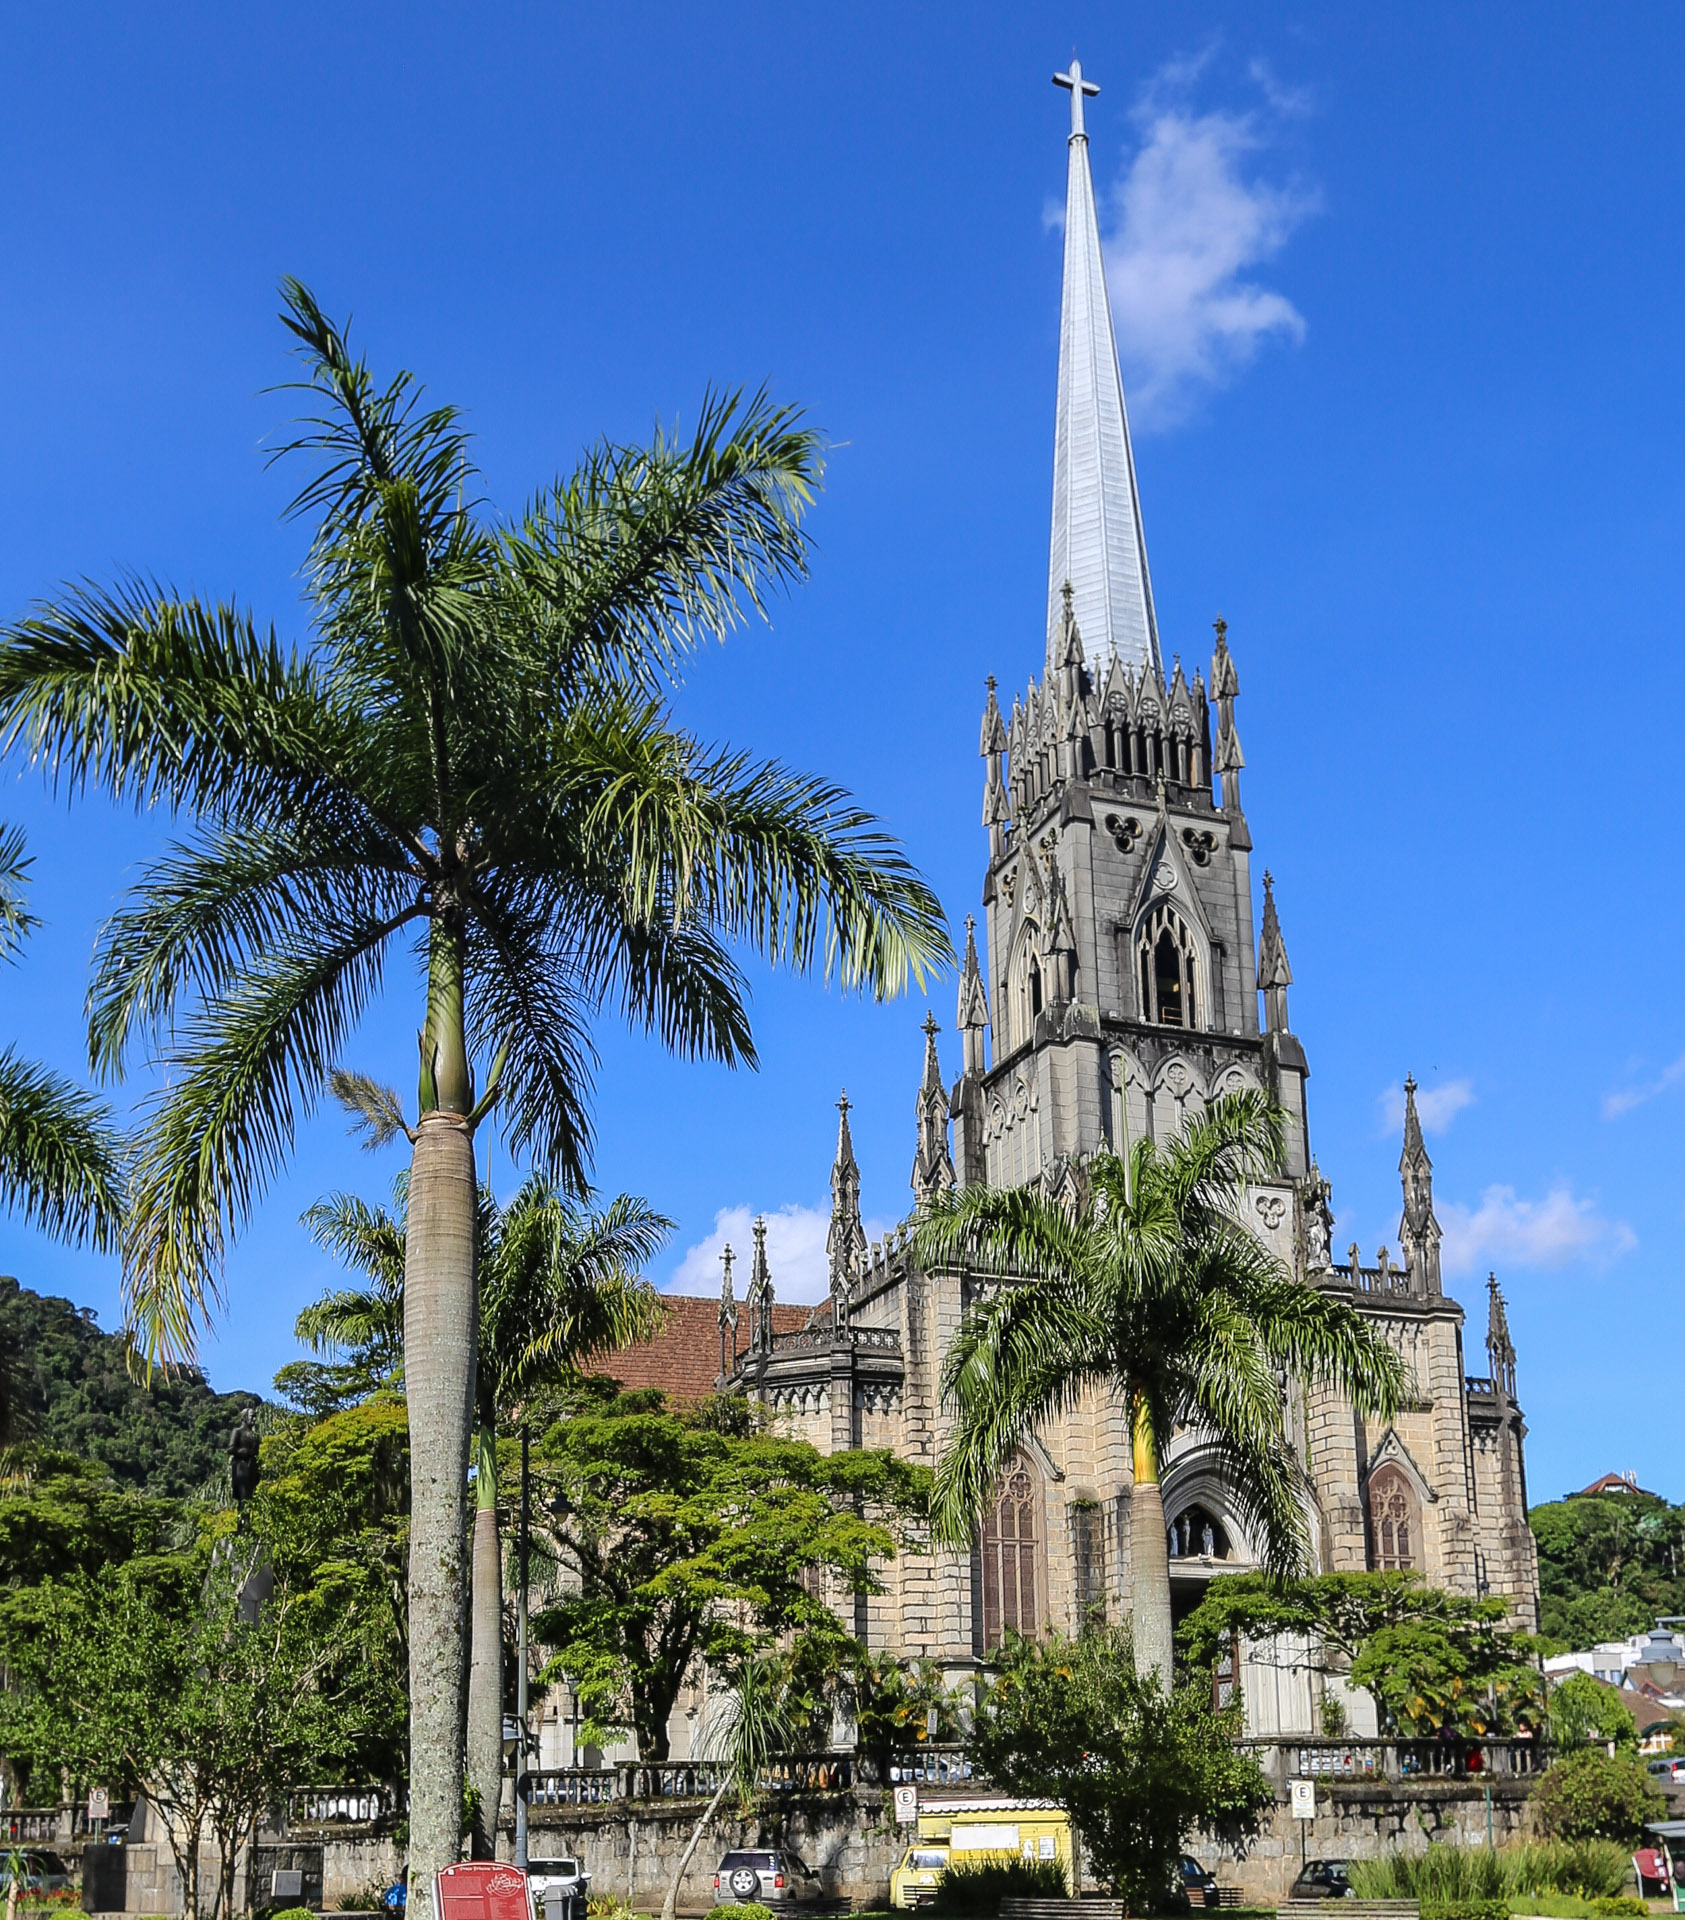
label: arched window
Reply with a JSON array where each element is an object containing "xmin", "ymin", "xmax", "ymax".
[
  {"xmin": 1007, "ymin": 924, "xmax": 1043, "ymax": 1053},
  {"xmin": 1137, "ymin": 904, "xmax": 1201, "ymax": 1028},
  {"xmin": 1166, "ymin": 1504, "xmax": 1229, "ymax": 1561},
  {"xmin": 1367, "ymin": 1464, "xmax": 1418, "ymax": 1572},
  {"xmin": 980, "ymin": 1455, "xmax": 1040, "ymax": 1647}
]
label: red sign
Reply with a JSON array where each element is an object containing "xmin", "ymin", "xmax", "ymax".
[{"xmin": 436, "ymin": 1863, "xmax": 533, "ymax": 1920}]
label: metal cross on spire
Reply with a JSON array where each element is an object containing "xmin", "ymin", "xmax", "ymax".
[{"xmin": 1053, "ymin": 58, "xmax": 1101, "ymax": 139}]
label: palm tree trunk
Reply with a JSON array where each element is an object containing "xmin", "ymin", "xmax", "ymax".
[
  {"xmin": 659, "ymin": 1777, "xmax": 730, "ymax": 1920},
  {"xmin": 466, "ymin": 1419, "xmax": 504, "ymax": 1857},
  {"xmin": 1129, "ymin": 1388, "xmax": 1173, "ymax": 1687},
  {"xmin": 405, "ymin": 920, "xmax": 479, "ymax": 1917}
]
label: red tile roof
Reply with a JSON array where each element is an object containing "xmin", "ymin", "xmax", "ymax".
[
  {"xmin": 593, "ymin": 1293, "xmax": 810, "ymax": 1403},
  {"xmin": 1577, "ymin": 1471, "xmax": 1659, "ymax": 1498}
]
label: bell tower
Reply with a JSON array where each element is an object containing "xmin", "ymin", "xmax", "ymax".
[{"xmin": 946, "ymin": 63, "xmax": 1305, "ymax": 1196}]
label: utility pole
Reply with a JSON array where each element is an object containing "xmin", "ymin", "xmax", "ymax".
[{"xmin": 514, "ymin": 1424, "xmax": 531, "ymax": 1870}]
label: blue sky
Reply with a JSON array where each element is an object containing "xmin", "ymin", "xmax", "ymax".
[{"xmin": 1, "ymin": 3, "xmax": 1680, "ymax": 1504}]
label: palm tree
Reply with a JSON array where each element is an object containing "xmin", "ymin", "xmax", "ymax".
[
  {"xmin": 912, "ymin": 1090, "xmax": 1406, "ymax": 1686},
  {"xmin": 0, "ymin": 823, "xmax": 122, "ymax": 1265},
  {"xmin": 660, "ymin": 1651, "xmax": 800, "ymax": 1920},
  {"xmin": 294, "ymin": 1147, "xmax": 671, "ymax": 1851},
  {"xmin": 0, "ymin": 282, "xmax": 949, "ymax": 1906}
]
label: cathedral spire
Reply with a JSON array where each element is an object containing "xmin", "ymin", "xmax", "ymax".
[
  {"xmin": 912, "ymin": 1012, "xmax": 957, "ymax": 1211},
  {"xmin": 717, "ymin": 1242, "xmax": 739, "ymax": 1385},
  {"xmin": 1486, "ymin": 1273, "xmax": 1516, "ymax": 1400},
  {"xmin": 1258, "ymin": 870, "xmax": 1293, "ymax": 1034},
  {"xmin": 747, "ymin": 1216, "xmax": 775, "ymax": 1353},
  {"xmin": 828, "ymin": 1091, "xmax": 866, "ymax": 1327},
  {"xmin": 1397, "ymin": 1076, "xmax": 1443, "ymax": 1296},
  {"xmin": 1047, "ymin": 59, "xmax": 1160, "ymax": 679},
  {"xmin": 956, "ymin": 914, "xmax": 990, "ymax": 1077}
]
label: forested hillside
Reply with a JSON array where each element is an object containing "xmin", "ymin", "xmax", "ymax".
[
  {"xmin": 1530, "ymin": 1484, "xmax": 1685, "ymax": 1649},
  {"xmin": 0, "ymin": 1277, "xmax": 263, "ymax": 1497}
]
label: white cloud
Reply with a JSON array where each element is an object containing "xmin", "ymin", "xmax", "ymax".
[
  {"xmin": 1378, "ymin": 1077, "xmax": 1476, "ymax": 1137},
  {"xmin": 1440, "ymin": 1184, "xmax": 1636, "ymax": 1278},
  {"xmin": 665, "ymin": 1202, "xmax": 893, "ymax": 1305},
  {"xmin": 1102, "ymin": 71, "xmax": 1318, "ymax": 428},
  {"xmin": 1602, "ymin": 1052, "xmax": 1685, "ymax": 1119}
]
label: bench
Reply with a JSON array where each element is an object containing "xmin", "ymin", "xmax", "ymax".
[
  {"xmin": 1278, "ymin": 1904, "xmax": 1419, "ymax": 1920},
  {"xmin": 1001, "ymin": 1902, "xmax": 1127, "ymax": 1920}
]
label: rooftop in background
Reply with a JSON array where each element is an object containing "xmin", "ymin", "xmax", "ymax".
[
  {"xmin": 1576, "ymin": 1471, "xmax": 1660, "ymax": 1498},
  {"xmin": 594, "ymin": 1293, "xmax": 809, "ymax": 1404}
]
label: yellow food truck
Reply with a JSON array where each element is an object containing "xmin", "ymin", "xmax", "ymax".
[{"xmin": 889, "ymin": 1798, "xmax": 1073, "ymax": 1910}]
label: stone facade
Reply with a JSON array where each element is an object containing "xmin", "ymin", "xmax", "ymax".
[{"xmin": 701, "ymin": 64, "xmax": 1542, "ymax": 1738}]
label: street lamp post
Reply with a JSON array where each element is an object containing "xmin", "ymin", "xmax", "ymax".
[{"xmin": 514, "ymin": 1425, "xmax": 531, "ymax": 1871}]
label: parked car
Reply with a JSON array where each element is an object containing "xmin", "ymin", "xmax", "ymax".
[
  {"xmin": 0, "ymin": 1852, "xmax": 73, "ymax": 1896},
  {"xmin": 713, "ymin": 1848, "xmax": 818, "ymax": 1908},
  {"xmin": 527, "ymin": 1851, "xmax": 591, "ymax": 1920},
  {"xmin": 1173, "ymin": 1856, "xmax": 1222, "ymax": 1908},
  {"xmin": 1647, "ymin": 1755, "xmax": 1685, "ymax": 1783},
  {"xmin": 1288, "ymin": 1859, "xmax": 1354, "ymax": 1900}
]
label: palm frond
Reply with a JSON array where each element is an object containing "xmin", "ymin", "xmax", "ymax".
[
  {"xmin": 0, "ymin": 823, "xmax": 40, "ymax": 962},
  {"xmin": 300, "ymin": 1189, "xmax": 407, "ymax": 1291},
  {"xmin": 87, "ymin": 817, "xmax": 419, "ymax": 1078},
  {"xmin": 506, "ymin": 386, "xmax": 823, "ymax": 693},
  {"xmin": 327, "ymin": 1069, "xmax": 415, "ymax": 1148},
  {"xmin": 0, "ymin": 1046, "xmax": 123, "ymax": 1253},
  {"xmin": 123, "ymin": 913, "xmax": 400, "ymax": 1362}
]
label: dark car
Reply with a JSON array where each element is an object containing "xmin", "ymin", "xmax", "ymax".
[
  {"xmin": 1288, "ymin": 1860, "xmax": 1354, "ymax": 1900},
  {"xmin": 0, "ymin": 1853, "xmax": 73, "ymax": 1896},
  {"xmin": 1173, "ymin": 1856, "xmax": 1222, "ymax": 1908}
]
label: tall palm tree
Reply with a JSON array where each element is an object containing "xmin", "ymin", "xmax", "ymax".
[
  {"xmin": 912, "ymin": 1090, "xmax": 1405, "ymax": 1686},
  {"xmin": 0, "ymin": 283, "xmax": 948, "ymax": 1906},
  {"xmin": 297, "ymin": 1129, "xmax": 674, "ymax": 1849},
  {"xmin": 0, "ymin": 823, "xmax": 122, "ymax": 1266}
]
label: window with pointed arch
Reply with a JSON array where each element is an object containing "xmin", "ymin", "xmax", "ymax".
[
  {"xmin": 1367, "ymin": 1464, "xmax": 1419, "ymax": 1572},
  {"xmin": 1137, "ymin": 903, "xmax": 1202, "ymax": 1028},
  {"xmin": 979, "ymin": 1454, "xmax": 1041, "ymax": 1648},
  {"xmin": 1006, "ymin": 924, "xmax": 1044, "ymax": 1053}
]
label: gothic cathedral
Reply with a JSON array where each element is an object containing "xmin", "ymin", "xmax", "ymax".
[{"xmin": 715, "ymin": 62, "xmax": 1540, "ymax": 1736}]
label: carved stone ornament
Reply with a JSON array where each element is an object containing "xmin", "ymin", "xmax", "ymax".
[
  {"xmin": 1153, "ymin": 860, "xmax": 1177, "ymax": 892},
  {"xmin": 1181, "ymin": 827, "xmax": 1217, "ymax": 867},
  {"xmin": 1165, "ymin": 1061, "xmax": 1191, "ymax": 1097},
  {"xmin": 1255, "ymin": 1193, "xmax": 1287, "ymax": 1230},
  {"xmin": 1103, "ymin": 812, "xmax": 1140, "ymax": 854}
]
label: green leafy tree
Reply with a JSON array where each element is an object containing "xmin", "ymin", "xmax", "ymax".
[
  {"xmin": 0, "ymin": 827, "xmax": 122, "ymax": 1286},
  {"xmin": 1530, "ymin": 1748, "xmax": 1667, "ymax": 1844},
  {"xmin": 534, "ymin": 1387, "xmax": 929, "ymax": 1760},
  {"xmin": 1547, "ymin": 1672, "xmax": 1638, "ymax": 1751},
  {"xmin": 252, "ymin": 1399, "xmax": 414, "ymax": 1785},
  {"xmin": 913, "ymin": 1092, "xmax": 1404, "ymax": 1684},
  {"xmin": 0, "ymin": 1548, "xmax": 385, "ymax": 1920},
  {"xmin": 1529, "ymin": 1491, "xmax": 1685, "ymax": 1649},
  {"xmin": 0, "ymin": 1279, "xmax": 264, "ymax": 1498},
  {"xmin": 1181, "ymin": 1570, "xmax": 1544, "ymax": 1735},
  {"xmin": 0, "ymin": 284, "xmax": 948, "ymax": 1901},
  {"xmin": 0, "ymin": 1451, "xmax": 182, "ymax": 1590},
  {"xmin": 288, "ymin": 1166, "xmax": 669, "ymax": 1848},
  {"xmin": 967, "ymin": 1625, "xmax": 1271, "ymax": 1911}
]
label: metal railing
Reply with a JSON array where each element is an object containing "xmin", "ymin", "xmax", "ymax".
[
  {"xmin": 1261, "ymin": 1736, "xmax": 1548, "ymax": 1783},
  {"xmin": 880, "ymin": 1746, "xmax": 979, "ymax": 1787},
  {"xmin": 285, "ymin": 1785, "xmax": 405, "ymax": 1827},
  {"xmin": 0, "ymin": 1807, "xmax": 80, "ymax": 1843},
  {"xmin": 523, "ymin": 1753, "xmax": 857, "ymax": 1808}
]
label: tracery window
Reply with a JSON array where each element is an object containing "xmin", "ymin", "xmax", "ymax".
[
  {"xmin": 1006, "ymin": 924, "xmax": 1044, "ymax": 1053},
  {"xmin": 1137, "ymin": 904, "xmax": 1201, "ymax": 1028},
  {"xmin": 980, "ymin": 1455, "xmax": 1040, "ymax": 1647},
  {"xmin": 1367, "ymin": 1464, "xmax": 1418, "ymax": 1572},
  {"xmin": 1072, "ymin": 1503, "xmax": 1106, "ymax": 1630}
]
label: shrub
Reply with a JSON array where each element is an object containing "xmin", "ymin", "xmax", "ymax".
[
  {"xmin": 1588, "ymin": 1901, "xmax": 1645, "ymax": 1917},
  {"xmin": 711, "ymin": 1907, "xmax": 772, "ymax": 1920},
  {"xmin": 1351, "ymin": 1849, "xmax": 1506, "ymax": 1901},
  {"xmin": 1549, "ymin": 1672, "xmax": 1638, "ymax": 1750},
  {"xmin": 1531, "ymin": 1748, "xmax": 1666, "ymax": 1844},
  {"xmin": 929, "ymin": 1859, "xmax": 1068, "ymax": 1914},
  {"xmin": 1420, "ymin": 1900, "xmax": 1507, "ymax": 1920},
  {"xmin": 270, "ymin": 1909, "xmax": 316, "ymax": 1920},
  {"xmin": 1502, "ymin": 1841, "xmax": 1631, "ymax": 1899}
]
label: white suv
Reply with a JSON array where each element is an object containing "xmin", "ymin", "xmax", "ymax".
[{"xmin": 527, "ymin": 1851, "xmax": 591, "ymax": 1920}]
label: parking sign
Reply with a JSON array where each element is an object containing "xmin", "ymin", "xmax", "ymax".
[
  {"xmin": 1290, "ymin": 1779, "xmax": 1315, "ymax": 1820},
  {"xmin": 893, "ymin": 1785, "xmax": 918, "ymax": 1825}
]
